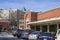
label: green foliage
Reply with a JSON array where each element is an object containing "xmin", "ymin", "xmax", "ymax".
[{"xmin": 9, "ymin": 19, "xmax": 17, "ymax": 26}]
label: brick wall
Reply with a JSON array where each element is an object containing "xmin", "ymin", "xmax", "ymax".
[
  {"xmin": 24, "ymin": 11, "xmax": 37, "ymax": 29},
  {"xmin": 0, "ymin": 22, "xmax": 8, "ymax": 28},
  {"xmin": 31, "ymin": 12, "xmax": 37, "ymax": 22},
  {"xmin": 37, "ymin": 8, "xmax": 60, "ymax": 20},
  {"xmin": 24, "ymin": 11, "xmax": 31, "ymax": 29}
]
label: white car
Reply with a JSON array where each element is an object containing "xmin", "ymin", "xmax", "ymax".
[
  {"xmin": 56, "ymin": 29, "xmax": 60, "ymax": 40},
  {"xmin": 28, "ymin": 31, "xmax": 41, "ymax": 40}
]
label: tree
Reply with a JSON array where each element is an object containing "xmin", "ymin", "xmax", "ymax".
[
  {"xmin": 9, "ymin": 19, "xmax": 17, "ymax": 27},
  {"xmin": 9, "ymin": 10, "xmax": 17, "ymax": 28}
]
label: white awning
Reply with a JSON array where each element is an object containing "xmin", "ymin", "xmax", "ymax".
[{"xmin": 27, "ymin": 17, "xmax": 60, "ymax": 24}]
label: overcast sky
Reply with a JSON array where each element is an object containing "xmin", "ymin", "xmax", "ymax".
[{"xmin": 0, "ymin": 0, "xmax": 60, "ymax": 12}]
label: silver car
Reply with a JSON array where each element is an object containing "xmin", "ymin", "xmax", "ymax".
[
  {"xmin": 21, "ymin": 30, "xmax": 33, "ymax": 39},
  {"xmin": 0, "ymin": 32, "xmax": 20, "ymax": 40},
  {"xmin": 0, "ymin": 32, "xmax": 14, "ymax": 38}
]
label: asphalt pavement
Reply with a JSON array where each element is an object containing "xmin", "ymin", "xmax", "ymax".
[{"xmin": 0, "ymin": 38, "xmax": 25, "ymax": 40}]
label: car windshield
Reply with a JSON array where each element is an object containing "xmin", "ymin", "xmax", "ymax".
[
  {"xmin": 31, "ymin": 31, "xmax": 40, "ymax": 34},
  {"xmin": 40, "ymin": 33, "xmax": 52, "ymax": 36},
  {"xmin": 17, "ymin": 29, "xmax": 24, "ymax": 31},
  {"xmin": 12, "ymin": 28, "xmax": 18, "ymax": 31},
  {"xmin": 22, "ymin": 31, "xmax": 28, "ymax": 33},
  {"xmin": 22, "ymin": 30, "xmax": 30, "ymax": 32}
]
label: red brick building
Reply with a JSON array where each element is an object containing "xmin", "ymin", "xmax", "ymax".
[
  {"xmin": 24, "ymin": 7, "xmax": 60, "ymax": 33},
  {"xmin": 0, "ymin": 19, "xmax": 9, "ymax": 31}
]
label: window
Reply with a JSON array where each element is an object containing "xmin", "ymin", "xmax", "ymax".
[
  {"xmin": 59, "ymin": 24, "xmax": 60, "ymax": 29},
  {"xmin": 26, "ymin": 18, "xmax": 29, "ymax": 23},
  {"xmin": 27, "ymin": 21, "xmax": 29, "ymax": 23},
  {"xmin": 49, "ymin": 24, "xmax": 57, "ymax": 32},
  {"xmin": 42, "ymin": 25, "xmax": 47, "ymax": 32},
  {"xmin": 30, "ymin": 25, "xmax": 35, "ymax": 30},
  {"xmin": 36, "ymin": 25, "xmax": 40, "ymax": 31}
]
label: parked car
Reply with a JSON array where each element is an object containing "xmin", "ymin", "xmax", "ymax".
[
  {"xmin": 12, "ymin": 28, "xmax": 18, "ymax": 37},
  {"xmin": 0, "ymin": 37, "xmax": 20, "ymax": 40},
  {"xmin": 0, "ymin": 32, "xmax": 14, "ymax": 38},
  {"xmin": 28, "ymin": 31, "xmax": 41, "ymax": 40},
  {"xmin": 56, "ymin": 29, "xmax": 60, "ymax": 40},
  {"xmin": 12, "ymin": 28, "xmax": 24, "ymax": 37},
  {"xmin": 0, "ymin": 32, "xmax": 20, "ymax": 40},
  {"xmin": 21, "ymin": 29, "xmax": 33, "ymax": 39},
  {"xmin": 38, "ymin": 32, "xmax": 54, "ymax": 40},
  {"xmin": 16, "ymin": 29, "xmax": 24, "ymax": 38}
]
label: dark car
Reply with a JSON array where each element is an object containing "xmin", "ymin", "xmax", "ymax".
[
  {"xmin": 16, "ymin": 29, "xmax": 24, "ymax": 38},
  {"xmin": 12, "ymin": 28, "xmax": 18, "ymax": 37},
  {"xmin": 38, "ymin": 32, "xmax": 54, "ymax": 40},
  {"xmin": 21, "ymin": 29, "xmax": 34, "ymax": 39},
  {"xmin": 12, "ymin": 28, "xmax": 24, "ymax": 38}
]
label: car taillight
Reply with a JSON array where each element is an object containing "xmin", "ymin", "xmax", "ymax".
[
  {"xmin": 37, "ymin": 36, "xmax": 39, "ymax": 38},
  {"xmin": 28, "ymin": 32, "xmax": 30, "ymax": 35},
  {"xmin": 49, "ymin": 36, "xmax": 52, "ymax": 38},
  {"xmin": 37, "ymin": 35, "xmax": 42, "ymax": 38}
]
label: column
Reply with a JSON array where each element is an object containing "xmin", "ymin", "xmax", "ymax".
[
  {"xmin": 18, "ymin": 23, "xmax": 20, "ymax": 28},
  {"xmin": 26, "ymin": 23, "xmax": 28, "ymax": 29},
  {"xmin": 40, "ymin": 25, "xmax": 42, "ymax": 32},
  {"xmin": 47, "ymin": 24, "xmax": 49, "ymax": 32},
  {"xmin": 57, "ymin": 23, "xmax": 59, "ymax": 30},
  {"xmin": 28, "ymin": 25, "xmax": 31, "ymax": 30}
]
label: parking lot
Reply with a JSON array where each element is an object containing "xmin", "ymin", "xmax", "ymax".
[
  {"xmin": 0, "ymin": 28, "xmax": 57, "ymax": 40},
  {"xmin": 11, "ymin": 28, "xmax": 56, "ymax": 40}
]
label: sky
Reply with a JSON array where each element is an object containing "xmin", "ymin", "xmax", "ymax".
[{"xmin": 0, "ymin": 0, "xmax": 60, "ymax": 12}]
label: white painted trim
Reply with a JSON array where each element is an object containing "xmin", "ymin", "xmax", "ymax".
[{"xmin": 27, "ymin": 17, "xmax": 60, "ymax": 24}]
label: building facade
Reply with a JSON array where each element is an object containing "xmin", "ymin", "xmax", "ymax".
[
  {"xmin": 9, "ymin": 9, "xmax": 25, "ymax": 29},
  {"xmin": 24, "ymin": 7, "xmax": 60, "ymax": 33},
  {"xmin": 17, "ymin": 9, "xmax": 25, "ymax": 29},
  {"xmin": 0, "ymin": 9, "xmax": 9, "ymax": 30},
  {"xmin": 0, "ymin": 9, "xmax": 25, "ymax": 30}
]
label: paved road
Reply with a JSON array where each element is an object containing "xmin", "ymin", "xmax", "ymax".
[{"xmin": 0, "ymin": 37, "xmax": 25, "ymax": 40}]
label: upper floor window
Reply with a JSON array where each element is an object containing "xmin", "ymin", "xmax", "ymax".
[{"xmin": 26, "ymin": 18, "xmax": 29, "ymax": 23}]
